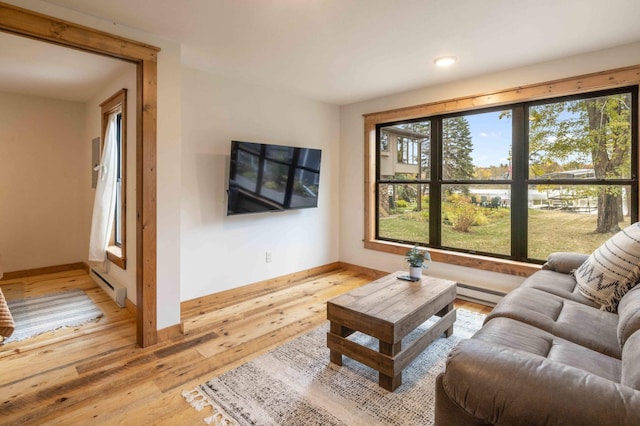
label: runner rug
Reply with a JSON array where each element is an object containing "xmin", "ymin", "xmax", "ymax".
[
  {"xmin": 2, "ymin": 289, "xmax": 103, "ymax": 344},
  {"xmin": 183, "ymin": 309, "xmax": 485, "ymax": 425}
]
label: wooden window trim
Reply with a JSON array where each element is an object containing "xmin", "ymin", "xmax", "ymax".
[
  {"xmin": 101, "ymin": 89, "xmax": 127, "ymax": 270},
  {"xmin": 364, "ymin": 65, "xmax": 640, "ymax": 277},
  {"xmin": 0, "ymin": 2, "xmax": 160, "ymax": 347}
]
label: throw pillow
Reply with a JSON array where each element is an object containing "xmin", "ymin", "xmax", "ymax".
[{"xmin": 575, "ymin": 222, "xmax": 640, "ymax": 313}]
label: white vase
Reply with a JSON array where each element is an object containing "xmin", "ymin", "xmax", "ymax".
[{"xmin": 409, "ymin": 266, "xmax": 422, "ymax": 279}]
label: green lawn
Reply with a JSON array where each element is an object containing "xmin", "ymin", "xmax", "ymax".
[
  {"xmin": 379, "ymin": 207, "xmax": 626, "ymax": 261},
  {"xmin": 527, "ymin": 209, "xmax": 626, "ymax": 260}
]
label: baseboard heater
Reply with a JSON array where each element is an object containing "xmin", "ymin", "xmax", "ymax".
[
  {"xmin": 456, "ymin": 283, "xmax": 506, "ymax": 307},
  {"xmin": 90, "ymin": 268, "xmax": 126, "ymax": 308}
]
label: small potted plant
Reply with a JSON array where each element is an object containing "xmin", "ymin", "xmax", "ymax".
[{"xmin": 405, "ymin": 246, "xmax": 431, "ymax": 279}]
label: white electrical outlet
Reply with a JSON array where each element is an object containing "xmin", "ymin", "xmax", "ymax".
[{"xmin": 265, "ymin": 251, "xmax": 273, "ymax": 263}]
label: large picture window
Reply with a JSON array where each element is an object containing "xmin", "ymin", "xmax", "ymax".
[{"xmin": 372, "ymin": 85, "xmax": 638, "ymax": 266}]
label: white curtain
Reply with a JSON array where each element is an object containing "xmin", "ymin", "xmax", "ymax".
[{"xmin": 88, "ymin": 113, "xmax": 118, "ymax": 266}]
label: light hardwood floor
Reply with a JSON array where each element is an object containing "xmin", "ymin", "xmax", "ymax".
[{"xmin": 0, "ymin": 267, "xmax": 493, "ymax": 425}]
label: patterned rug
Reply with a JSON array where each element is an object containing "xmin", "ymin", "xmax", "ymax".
[
  {"xmin": 183, "ymin": 309, "xmax": 485, "ymax": 425},
  {"xmin": 2, "ymin": 289, "xmax": 103, "ymax": 345}
]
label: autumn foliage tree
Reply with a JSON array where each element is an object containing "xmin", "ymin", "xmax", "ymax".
[{"xmin": 529, "ymin": 92, "xmax": 632, "ymax": 233}]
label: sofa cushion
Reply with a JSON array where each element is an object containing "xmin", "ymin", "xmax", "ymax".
[
  {"xmin": 522, "ymin": 269, "xmax": 598, "ymax": 307},
  {"xmin": 542, "ymin": 252, "xmax": 590, "ymax": 274},
  {"xmin": 575, "ymin": 222, "xmax": 640, "ymax": 313},
  {"xmin": 618, "ymin": 285, "xmax": 640, "ymax": 347},
  {"xmin": 476, "ymin": 317, "xmax": 622, "ymax": 382},
  {"xmin": 622, "ymin": 331, "xmax": 640, "ymax": 390},
  {"xmin": 486, "ymin": 287, "xmax": 621, "ymax": 358}
]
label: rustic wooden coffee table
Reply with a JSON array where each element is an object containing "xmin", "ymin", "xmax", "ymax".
[{"xmin": 326, "ymin": 271, "xmax": 456, "ymax": 391}]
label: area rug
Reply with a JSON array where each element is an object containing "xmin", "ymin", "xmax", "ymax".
[
  {"xmin": 183, "ymin": 309, "xmax": 485, "ymax": 425},
  {"xmin": 2, "ymin": 289, "xmax": 103, "ymax": 344}
]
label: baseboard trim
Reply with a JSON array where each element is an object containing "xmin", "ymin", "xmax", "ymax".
[
  {"xmin": 157, "ymin": 323, "xmax": 184, "ymax": 342},
  {"xmin": 337, "ymin": 262, "xmax": 387, "ymax": 278},
  {"xmin": 1, "ymin": 262, "xmax": 88, "ymax": 281},
  {"xmin": 181, "ymin": 262, "xmax": 346, "ymax": 313},
  {"xmin": 123, "ymin": 297, "xmax": 137, "ymax": 315}
]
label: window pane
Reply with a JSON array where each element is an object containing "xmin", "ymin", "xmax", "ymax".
[
  {"xmin": 297, "ymin": 148, "xmax": 321, "ymax": 170},
  {"xmin": 115, "ymin": 180, "xmax": 122, "ymax": 246},
  {"xmin": 441, "ymin": 184, "xmax": 511, "ymax": 255},
  {"xmin": 261, "ymin": 159, "xmax": 288, "ymax": 204},
  {"xmin": 265, "ymin": 144, "xmax": 293, "ymax": 163},
  {"xmin": 378, "ymin": 183, "xmax": 429, "ymax": 243},
  {"xmin": 235, "ymin": 150, "xmax": 260, "ymax": 191},
  {"xmin": 528, "ymin": 184, "xmax": 632, "ymax": 260},
  {"xmin": 443, "ymin": 111, "xmax": 512, "ymax": 181},
  {"xmin": 380, "ymin": 132, "xmax": 389, "ymax": 152},
  {"xmin": 529, "ymin": 92, "xmax": 632, "ymax": 180},
  {"xmin": 379, "ymin": 121, "xmax": 430, "ymax": 181},
  {"xmin": 114, "ymin": 112, "xmax": 123, "ymax": 246},
  {"xmin": 289, "ymin": 168, "xmax": 319, "ymax": 208}
]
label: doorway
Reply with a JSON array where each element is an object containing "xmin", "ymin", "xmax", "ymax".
[{"xmin": 0, "ymin": 2, "xmax": 159, "ymax": 347}]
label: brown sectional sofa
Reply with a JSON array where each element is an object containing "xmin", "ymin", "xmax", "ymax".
[{"xmin": 435, "ymin": 252, "xmax": 640, "ymax": 425}]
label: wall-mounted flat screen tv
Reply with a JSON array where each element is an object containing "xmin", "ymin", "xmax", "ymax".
[{"xmin": 227, "ymin": 140, "xmax": 322, "ymax": 215}]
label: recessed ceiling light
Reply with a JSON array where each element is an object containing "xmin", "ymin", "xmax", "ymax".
[{"xmin": 434, "ymin": 56, "xmax": 457, "ymax": 67}]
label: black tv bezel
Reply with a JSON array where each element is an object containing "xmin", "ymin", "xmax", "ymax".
[{"xmin": 226, "ymin": 140, "xmax": 322, "ymax": 216}]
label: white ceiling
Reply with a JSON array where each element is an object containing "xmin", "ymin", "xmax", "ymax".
[
  {"xmin": 0, "ymin": 31, "xmax": 132, "ymax": 102},
  {"xmin": 6, "ymin": 0, "xmax": 640, "ymax": 105}
]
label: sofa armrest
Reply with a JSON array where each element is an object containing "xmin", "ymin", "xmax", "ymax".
[
  {"xmin": 541, "ymin": 251, "xmax": 588, "ymax": 274},
  {"xmin": 442, "ymin": 339, "xmax": 640, "ymax": 426}
]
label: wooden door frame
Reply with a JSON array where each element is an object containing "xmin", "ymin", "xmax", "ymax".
[{"xmin": 0, "ymin": 2, "xmax": 159, "ymax": 347}]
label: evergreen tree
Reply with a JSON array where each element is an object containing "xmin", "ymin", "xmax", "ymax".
[{"xmin": 442, "ymin": 117, "xmax": 474, "ymax": 188}]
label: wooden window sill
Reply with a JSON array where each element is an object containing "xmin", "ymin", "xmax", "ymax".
[
  {"xmin": 107, "ymin": 246, "xmax": 126, "ymax": 269},
  {"xmin": 364, "ymin": 240, "xmax": 541, "ymax": 277}
]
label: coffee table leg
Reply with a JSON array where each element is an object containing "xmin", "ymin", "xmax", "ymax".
[
  {"xmin": 329, "ymin": 322, "xmax": 345, "ymax": 366},
  {"xmin": 437, "ymin": 302, "xmax": 455, "ymax": 337},
  {"xmin": 379, "ymin": 340, "xmax": 402, "ymax": 391}
]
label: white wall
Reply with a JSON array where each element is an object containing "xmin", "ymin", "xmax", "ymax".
[
  {"xmin": 156, "ymin": 42, "xmax": 183, "ymax": 328},
  {"xmin": 180, "ymin": 67, "xmax": 340, "ymax": 301},
  {"xmin": 0, "ymin": 91, "xmax": 90, "ymax": 271},
  {"xmin": 84, "ymin": 66, "xmax": 137, "ymax": 303},
  {"xmin": 6, "ymin": 0, "xmax": 184, "ymax": 329},
  {"xmin": 339, "ymin": 42, "xmax": 640, "ymax": 295}
]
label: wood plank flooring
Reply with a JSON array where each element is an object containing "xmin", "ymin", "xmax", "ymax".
[{"xmin": 0, "ymin": 267, "xmax": 493, "ymax": 425}]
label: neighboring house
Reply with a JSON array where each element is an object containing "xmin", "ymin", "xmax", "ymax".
[{"xmin": 379, "ymin": 127, "xmax": 430, "ymax": 178}]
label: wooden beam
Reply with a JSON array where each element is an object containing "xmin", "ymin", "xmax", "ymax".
[
  {"xmin": 364, "ymin": 65, "xmax": 640, "ymax": 123},
  {"xmin": 137, "ymin": 59, "xmax": 158, "ymax": 347},
  {"xmin": 364, "ymin": 118, "xmax": 377, "ymax": 251},
  {"xmin": 0, "ymin": 2, "xmax": 158, "ymax": 62}
]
